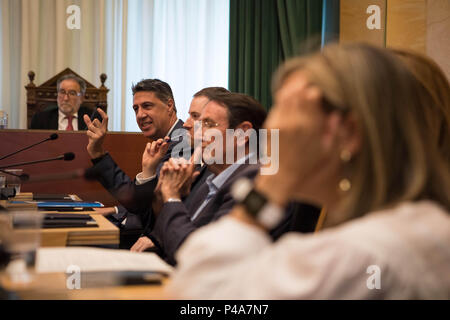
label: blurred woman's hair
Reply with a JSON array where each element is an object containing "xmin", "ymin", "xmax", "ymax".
[
  {"xmin": 272, "ymin": 43, "xmax": 450, "ymax": 226},
  {"xmin": 391, "ymin": 49, "xmax": 450, "ymax": 163}
]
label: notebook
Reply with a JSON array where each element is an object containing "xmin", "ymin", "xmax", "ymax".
[{"xmin": 42, "ymin": 213, "xmax": 98, "ymax": 228}]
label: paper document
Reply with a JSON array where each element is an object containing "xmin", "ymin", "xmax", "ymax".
[{"xmin": 36, "ymin": 247, "xmax": 173, "ymax": 275}]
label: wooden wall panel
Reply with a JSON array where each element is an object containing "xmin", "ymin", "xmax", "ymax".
[
  {"xmin": 340, "ymin": 0, "xmax": 449, "ymax": 80},
  {"xmin": 340, "ymin": 0, "xmax": 386, "ymax": 47},
  {"xmin": 426, "ymin": 0, "xmax": 450, "ymax": 81},
  {"xmin": 0, "ymin": 129, "xmax": 149, "ymax": 206},
  {"xmin": 386, "ymin": 0, "xmax": 427, "ymax": 53}
]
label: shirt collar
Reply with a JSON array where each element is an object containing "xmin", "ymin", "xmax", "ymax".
[
  {"xmin": 59, "ymin": 109, "xmax": 78, "ymax": 118},
  {"xmin": 210, "ymin": 152, "xmax": 254, "ymax": 190},
  {"xmin": 205, "ymin": 173, "xmax": 218, "ymax": 194},
  {"xmin": 166, "ymin": 119, "xmax": 180, "ymax": 137}
]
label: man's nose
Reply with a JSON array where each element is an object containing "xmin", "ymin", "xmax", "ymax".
[
  {"xmin": 136, "ymin": 107, "xmax": 145, "ymax": 119},
  {"xmin": 183, "ymin": 118, "xmax": 193, "ymax": 129}
]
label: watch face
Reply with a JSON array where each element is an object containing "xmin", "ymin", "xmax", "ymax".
[
  {"xmin": 247, "ymin": 193, "xmax": 266, "ymax": 209},
  {"xmin": 245, "ymin": 191, "xmax": 267, "ymax": 216}
]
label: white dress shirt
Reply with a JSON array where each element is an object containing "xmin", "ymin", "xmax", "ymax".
[
  {"xmin": 168, "ymin": 201, "xmax": 450, "ymax": 299},
  {"xmin": 58, "ymin": 110, "xmax": 78, "ymax": 130}
]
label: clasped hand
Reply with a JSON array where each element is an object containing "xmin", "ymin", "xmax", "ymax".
[{"xmin": 157, "ymin": 157, "xmax": 199, "ymax": 203}]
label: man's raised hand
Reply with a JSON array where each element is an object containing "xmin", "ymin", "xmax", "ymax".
[{"xmin": 84, "ymin": 108, "xmax": 108, "ymax": 159}]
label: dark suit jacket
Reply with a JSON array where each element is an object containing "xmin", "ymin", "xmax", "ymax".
[
  {"xmin": 136, "ymin": 163, "xmax": 211, "ymax": 233},
  {"xmin": 149, "ymin": 163, "xmax": 260, "ymax": 266},
  {"xmin": 30, "ymin": 105, "xmax": 97, "ymax": 130},
  {"xmin": 88, "ymin": 119, "xmax": 187, "ymax": 222},
  {"xmin": 113, "ymin": 162, "xmax": 210, "ymax": 249}
]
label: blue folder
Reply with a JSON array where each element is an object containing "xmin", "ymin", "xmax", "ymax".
[{"xmin": 9, "ymin": 201, "xmax": 104, "ymax": 210}]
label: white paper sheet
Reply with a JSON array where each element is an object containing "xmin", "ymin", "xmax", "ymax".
[{"xmin": 36, "ymin": 247, "xmax": 173, "ymax": 274}]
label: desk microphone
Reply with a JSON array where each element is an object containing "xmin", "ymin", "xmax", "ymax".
[
  {"xmin": 0, "ymin": 133, "xmax": 59, "ymax": 161},
  {"xmin": 24, "ymin": 167, "xmax": 101, "ymax": 183},
  {"xmin": 24, "ymin": 168, "xmax": 87, "ymax": 183},
  {"xmin": 0, "ymin": 169, "xmax": 29, "ymax": 181},
  {"xmin": 0, "ymin": 152, "xmax": 75, "ymax": 169}
]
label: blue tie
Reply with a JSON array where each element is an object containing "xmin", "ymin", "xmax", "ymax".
[{"xmin": 190, "ymin": 175, "xmax": 217, "ymax": 221}]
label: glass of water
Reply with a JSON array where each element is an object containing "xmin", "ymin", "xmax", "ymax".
[
  {"xmin": 4, "ymin": 169, "xmax": 23, "ymax": 195},
  {"xmin": 0, "ymin": 174, "xmax": 5, "ymax": 188},
  {"xmin": 0, "ymin": 209, "xmax": 43, "ymax": 284},
  {"xmin": 0, "ymin": 110, "xmax": 7, "ymax": 129}
]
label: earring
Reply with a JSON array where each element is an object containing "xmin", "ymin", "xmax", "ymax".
[
  {"xmin": 339, "ymin": 178, "xmax": 351, "ymax": 192},
  {"xmin": 340, "ymin": 149, "xmax": 352, "ymax": 162},
  {"xmin": 339, "ymin": 149, "xmax": 352, "ymax": 192}
]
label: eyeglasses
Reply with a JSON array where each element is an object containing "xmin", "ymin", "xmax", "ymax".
[
  {"xmin": 201, "ymin": 119, "xmax": 220, "ymax": 128},
  {"xmin": 58, "ymin": 89, "xmax": 82, "ymax": 97}
]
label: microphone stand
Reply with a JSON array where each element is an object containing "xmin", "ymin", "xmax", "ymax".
[
  {"xmin": 0, "ymin": 133, "xmax": 58, "ymax": 161},
  {"xmin": 0, "ymin": 153, "xmax": 75, "ymax": 170}
]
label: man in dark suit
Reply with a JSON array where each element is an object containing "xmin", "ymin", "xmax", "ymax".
[
  {"xmin": 147, "ymin": 92, "xmax": 268, "ymax": 265},
  {"xmin": 30, "ymin": 74, "xmax": 98, "ymax": 130},
  {"xmin": 129, "ymin": 87, "xmax": 230, "ymax": 252},
  {"xmin": 83, "ymin": 79, "xmax": 190, "ymax": 248}
]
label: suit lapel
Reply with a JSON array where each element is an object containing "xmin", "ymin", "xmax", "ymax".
[
  {"xmin": 77, "ymin": 107, "xmax": 91, "ymax": 130},
  {"xmin": 50, "ymin": 109, "xmax": 59, "ymax": 130},
  {"xmin": 186, "ymin": 181, "xmax": 211, "ymax": 216},
  {"xmin": 191, "ymin": 164, "xmax": 259, "ymax": 224},
  {"xmin": 166, "ymin": 119, "xmax": 189, "ymax": 160},
  {"xmin": 184, "ymin": 166, "xmax": 212, "ymax": 212},
  {"xmin": 78, "ymin": 113, "xmax": 87, "ymax": 130}
]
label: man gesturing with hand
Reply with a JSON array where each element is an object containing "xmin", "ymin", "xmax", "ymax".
[
  {"xmin": 83, "ymin": 108, "xmax": 108, "ymax": 159},
  {"xmin": 83, "ymin": 79, "xmax": 186, "ymax": 248}
]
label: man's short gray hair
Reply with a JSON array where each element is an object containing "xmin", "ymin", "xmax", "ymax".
[{"xmin": 57, "ymin": 74, "xmax": 87, "ymax": 96}]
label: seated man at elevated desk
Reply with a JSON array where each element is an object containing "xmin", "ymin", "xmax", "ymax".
[{"xmin": 31, "ymin": 74, "xmax": 99, "ymax": 130}]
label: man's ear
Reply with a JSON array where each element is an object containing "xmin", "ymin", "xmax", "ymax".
[
  {"xmin": 167, "ymin": 99, "xmax": 175, "ymax": 115},
  {"xmin": 235, "ymin": 121, "xmax": 254, "ymax": 146},
  {"xmin": 236, "ymin": 121, "xmax": 253, "ymax": 132}
]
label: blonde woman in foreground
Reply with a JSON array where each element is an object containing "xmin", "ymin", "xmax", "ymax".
[{"xmin": 167, "ymin": 43, "xmax": 450, "ymax": 299}]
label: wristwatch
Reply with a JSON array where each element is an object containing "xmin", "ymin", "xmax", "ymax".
[{"xmin": 231, "ymin": 177, "xmax": 284, "ymax": 229}]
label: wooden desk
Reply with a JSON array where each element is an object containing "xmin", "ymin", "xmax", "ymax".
[
  {"xmin": 0, "ymin": 272, "xmax": 170, "ymax": 300},
  {"xmin": 0, "ymin": 199, "xmax": 119, "ymax": 247},
  {"xmin": 40, "ymin": 214, "xmax": 119, "ymax": 247}
]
